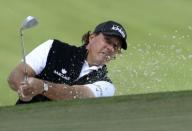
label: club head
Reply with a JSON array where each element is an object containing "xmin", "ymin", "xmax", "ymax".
[{"xmin": 20, "ymin": 16, "xmax": 38, "ymax": 30}]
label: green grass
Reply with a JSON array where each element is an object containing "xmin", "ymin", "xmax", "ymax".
[
  {"xmin": 1, "ymin": 0, "xmax": 192, "ymax": 106},
  {"xmin": 1, "ymin": 90, "xmax": 192, "ymax": 131}
]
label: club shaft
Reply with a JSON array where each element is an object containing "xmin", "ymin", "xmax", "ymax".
[{"xmin": 20, "ymin": 29, "xmax": 28, "ymax": 81}]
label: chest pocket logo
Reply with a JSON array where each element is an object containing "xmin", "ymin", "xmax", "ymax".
[{"xmin": 53, "ymin": 68, "xmax": 70, "ymax": 80}]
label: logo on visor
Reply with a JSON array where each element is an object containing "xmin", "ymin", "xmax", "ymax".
[{"xmin": 111, "ymin": 25, "xmax": 126, "ymax": 38}]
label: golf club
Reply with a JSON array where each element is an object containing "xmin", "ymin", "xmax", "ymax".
[{"xmin": 19, "ymin": 16, "xmax": 38, "ymax": 81}]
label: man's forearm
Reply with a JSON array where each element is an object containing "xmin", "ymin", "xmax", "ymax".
[{"xmin": 42, "ymin": 82, "xmax": 95, "ymax": 100}]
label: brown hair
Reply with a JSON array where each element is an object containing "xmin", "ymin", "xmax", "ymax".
[
  {"xmin": 81, "ymin": 31, "xmax": 91, "ymax": 46},
  {"xmin": 81, "ymin": 31, "xmax": 100, "ymax": 46}
]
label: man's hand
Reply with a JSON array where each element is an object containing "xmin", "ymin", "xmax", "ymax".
[
  {"xmin": 18, "ymin": 77, "xmax": 44, "ymax": 101},
  {"xmin": 18, "ymin": 87, "xmax": 33, "ymax": 102}
]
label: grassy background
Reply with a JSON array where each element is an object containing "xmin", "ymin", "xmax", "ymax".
[{"xmin": 1, "ymin": 0, "xmax": 192, "ymax": 106}]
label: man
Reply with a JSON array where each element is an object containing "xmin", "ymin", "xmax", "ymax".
[{"xmin": 7, "ymin": 20, "xmax": 127, "ymax": 104}]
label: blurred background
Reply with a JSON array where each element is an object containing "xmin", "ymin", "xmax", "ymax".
[{"xmin": 0, "ymin": 0, "xmax": 192, "ymax": 106}]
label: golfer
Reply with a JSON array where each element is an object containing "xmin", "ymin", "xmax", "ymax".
[{"xmin": 8, "ymin": 20, "xmax": 127, "ymax": 104}]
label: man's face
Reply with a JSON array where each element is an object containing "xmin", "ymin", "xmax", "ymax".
[{"xmin": 86, "ymin": 33, "xmax": 121, "ymax": 66}]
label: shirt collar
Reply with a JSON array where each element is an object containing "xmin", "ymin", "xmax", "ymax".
[{"xmin": 84, "ymin": 61, "xmax": 103, "ymax": 71}]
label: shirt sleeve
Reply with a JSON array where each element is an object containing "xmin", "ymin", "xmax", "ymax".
[
  {"xmin": 85, "ymin": 81, "xmax": 116, "ymax": 97},
  {"xmin": 25, "ymin": 39, "xmax": 53, "ymax": 75}
]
